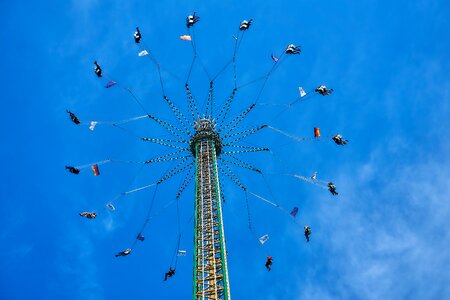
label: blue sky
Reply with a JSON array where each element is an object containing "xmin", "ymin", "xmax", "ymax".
[{"xmin": 1, "ymin": 0, "xmax": 449, "ymax": 299}]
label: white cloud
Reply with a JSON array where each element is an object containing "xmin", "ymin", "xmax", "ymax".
[
  {"xmin": 71, "ymin": 0, "xmax": 99, "ymax": 20},
  {"xmin": 295, "ymin": 140, "xmax": 450, "ymax": 299},
  {"xmin": 56, "ymin": 224, "xmax": 104, "ymax": 300}
]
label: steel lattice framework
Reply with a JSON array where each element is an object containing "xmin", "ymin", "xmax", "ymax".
[{"xmin": 192, "ymin": 118, "xmax": 230, "ymax": 300}]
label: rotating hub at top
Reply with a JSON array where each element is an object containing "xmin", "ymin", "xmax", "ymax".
[{"xmin": 190, "ymin": 118, "xmax": 222, "ymax": 156}]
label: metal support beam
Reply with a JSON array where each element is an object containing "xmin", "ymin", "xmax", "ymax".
[{"xmin": 193, "ymin": 138, "xmax": 230, "ymax": 300}]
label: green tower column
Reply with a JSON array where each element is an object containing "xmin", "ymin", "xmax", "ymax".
[{"xmin": 192, "ymin": 118, "xmax": 230, "ymax": 300}]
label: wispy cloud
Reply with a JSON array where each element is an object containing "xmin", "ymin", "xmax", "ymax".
[
  {"xmin": 71, "ymin": 0, "xmax": 99, "ymax": 21},
  {"xmin": 56, "ymin": 224, "xmax": 104, "ymax": 300},
  {"xmin": 296, "ymin": 139, "xmax": 450, "ymax": 299}
]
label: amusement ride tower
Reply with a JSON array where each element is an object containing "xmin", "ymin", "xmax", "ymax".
[
  {"xmin": 68, "ymin": 12, "xmax": 330, "ymax": 300},
  {"xmin": 191, "ymin": 117, "xmax": 230, "ymax": 300}
]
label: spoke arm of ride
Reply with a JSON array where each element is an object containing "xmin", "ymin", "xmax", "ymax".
[
  {"xmin": 147, "ymin": 114, "xmax": 189, "ymax": 140},
  {"xmin": 218, "ymin": 162, "xmax": 246, "ymax": 191},
  {"xmin": 287, "ymin": 173, "xmax": 329, "ymax": 190},
  {"xmin": 137, "ymin": 40, "xmax": 167, "ymax": 96},
  {"xmin": 205, "ymin": 81, "xmax": 214, "ymax": 117},
  {"xmin": 82, "ymin": 115, "xmax": 148, "ymax": 126},
  {"xmin": 142, "ymin": 137, "xmax": 188, "ymax": 149},
  {"xmin": 219, "ymin": 103, "xmax": 256, "ymax": 136},
  {"xmin": 223, "ymin": 124, "xmax": 268, "ymax": 145},
  {"xmin": 145, "ymin": 155, "xmax": 191, "ymax": 164},
  {"xmin": 224, "ymin": 153, "xmax": 262, "ymax": 172},
  {"xmin": 247, "ymin": 190, "xmax": 279, "ymax": 208},
  {"xmin": 119, "ymin": 86, "xmax": 151, "ymax": 115},
  {"xmin": 163, "ymin": 95, "xmax": 192, "ymax": 134},
  {"xmin": 222, "ymin": 147, "xmax": 269, "ymax": 154},
  {"xmin": 145, "ymin": 150, "xmax": 185, "ymax": 164},
  {"xmin": 267, "ymin": 125, "xmax": 308, "ymax": 143},
  {"xmin": 185, "ymin": 83, "xmax": 200, "ymax": 122},
  {"xmin": 218, "ymin": 155, "xmax": 261, "ymax": 173},
  {"xmin": 73, "ymin": 159, "xmax": 111, "ymax": 170},
  {"xmin": 219, "ymin": 179, "xmax": 226, "ymax": 203},
  {"xmin": 157, "ymin": 157, "xmax": 193, "ymax": 185},
  {"xmin": 122, "ymin": 182, "xmax": 158, "ymax": 195},
  {"xmin": 216, "ymin": 88, "xmax": 237, "ymax": 129},
  {"xmin": 176, "ymin": 163, "xmax": 195, "ymax": 199},
  {"xmin": 225, "ymin": 144, "xmax": 266, "ymax": 150}
]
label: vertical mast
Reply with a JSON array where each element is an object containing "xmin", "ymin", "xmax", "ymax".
[{"xmin": 192, "ymin": 118, "xmax": 230, "ymax": 300}]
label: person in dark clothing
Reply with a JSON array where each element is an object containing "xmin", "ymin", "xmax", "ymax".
[
  {"xmin": 94, "ymin": 61, "xmax": 102, "ymax": 77},
  {"xmin": 66, "ymin": 165, "xmax": 80, "ymax": 174},
  {"xmin": 115, "ymin": 248, "xmax": 132, "ymax": 257},
  {"xmin": 186, "ymin": 12, "xmax": 200, "ymax": 28},
  {"xmin": 79, "ymin": 212, "xmax": 97, "ymax": 219},
  {"xmin": 328, "ymin": 182, "xmax": 338, "ymax": 196},
  {"xmin": 304, "ymin": 226, "xmax": 312, "ymax": 242},
  {"xmin": 265, "ymin": 256, "xmax": 273, "ymax": 271},
  {"xmin": 285, "ymin": 44, "xmax": 301, "ymax": 54},
  {"xmin": 315, "ymin": 85, "xmax": 334, "ymax": 96},
  {"xmin": 332, "ymin": 134, "xmax": 348, "ymax": 145},
  {"xmin": 164, "ymin": 268, "xmax": 176, "ymax": 281},
  {"xmin": 239, "ymin": 19, "xmax": 253, "ymax": 31},
  {"xmin": 134, "ymin": 27, "xmax": 142, "ymax": 43},
  {"xmin": 66, "ymin": 110, "xmax": 80, "ymax": 124}
]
